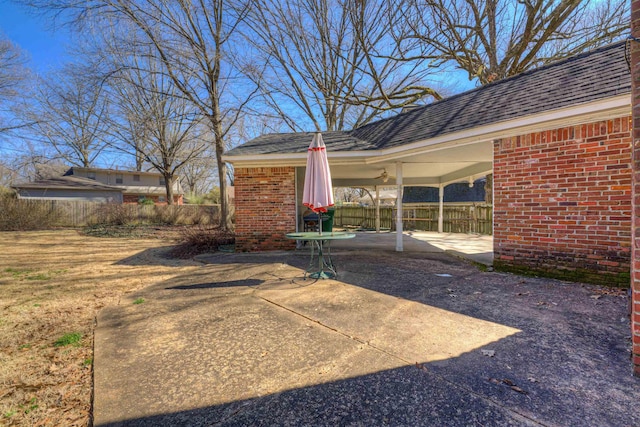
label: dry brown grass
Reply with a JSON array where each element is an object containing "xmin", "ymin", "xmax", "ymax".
[{"xmin": 0, "ymin": 230, "xmax": 201, "ymax": 426}]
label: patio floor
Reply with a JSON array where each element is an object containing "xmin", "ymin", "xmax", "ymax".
[
  {"xmin": 93, "ymin": 242, "xmax": 638, "ymax": 426},
  {"xmin": 329, "ymin": 230, "xmax": 493, "ymax": 266}
]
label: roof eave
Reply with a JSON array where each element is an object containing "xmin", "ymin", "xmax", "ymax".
[
  {"xmin": 224, "ymin": 94, "xmax": 630, "ymax": 168},
  {"xmin": 366, "ymin": 94, "xmax": 630, "ymax": 164},
  {"xmin": 223, "ymin": 151, "xmax": 374, "ymax": 167}
]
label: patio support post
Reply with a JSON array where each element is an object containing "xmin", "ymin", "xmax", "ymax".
[
  {"xmin": 375, "ymin": 185, "xmax": 380, "ymax": 233},
  {"xmin": 396, "ymin": 162, "xmax": 403, "ymax": 251},
  {"xmin": 438, "ymin": 184, "xmax": 444, "ymax": 233}
]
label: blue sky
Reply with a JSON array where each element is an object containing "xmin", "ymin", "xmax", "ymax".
[{"xmin": 0, "ymin": 1, "xmax": 71, "ymax": 73}]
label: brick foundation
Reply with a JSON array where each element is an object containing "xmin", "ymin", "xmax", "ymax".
[
  {"xmin": 234, "ymin": 167, "xmax": 297, "ymax": 251},
  {"xmin": 494, "ymin": 118, "xmax": 632, "ymax": 285}
]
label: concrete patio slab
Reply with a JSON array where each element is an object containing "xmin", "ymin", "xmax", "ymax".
[
  {"xmin": 329, "ymin": 230, "xmax": 494, "ymax": 266},
  {"xmin": 94, "ymin": 247, "xmax": 638, "ymax": 426}
]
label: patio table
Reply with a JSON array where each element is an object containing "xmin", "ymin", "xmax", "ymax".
[{"xmin": 285, "ymin": 231, "xmax": 355, "ymax": 279}]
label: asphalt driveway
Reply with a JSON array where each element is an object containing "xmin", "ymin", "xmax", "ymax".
[{"xmin": 94, "ymin": 242, "xmax": 638, "ymax": 426}]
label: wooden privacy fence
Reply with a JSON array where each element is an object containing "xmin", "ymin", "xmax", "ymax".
[
  {"xmin": 4, "ymin": 199, "xmax": 221, "ymax": 227},
  {"xmin": 333, "ymin": 203, "xmax": 493, "ymax": 235}
]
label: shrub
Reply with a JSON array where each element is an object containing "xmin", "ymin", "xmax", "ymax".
[
  {"xmin": 167, "ymin": 225, "xmax": 235, "ymax": 258},
  {"xmin": 92, "ymin": 203, "xmax": 136, "ymax": 226},
  {"xmin": 185, "ymin": 206, "xmax": 213, "ymax": 225},
  {"xmin": 0, "ymin": 195, "xmax": 63, "ymax": 231},
  {"xmin": 185, "ymin": 193, "xmax": 206, "ymax": 205},
  {"xmin": 153, "ymin": 205, "xmax": 181, "ymax": 225}
]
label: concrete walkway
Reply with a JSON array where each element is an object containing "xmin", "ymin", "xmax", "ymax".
[{"xmin": 94, "ymin": 242, "xmax": 638, "ymax": 426}]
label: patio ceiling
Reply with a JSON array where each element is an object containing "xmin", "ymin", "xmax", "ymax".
[{"xmin": 328, "ymin": 139, "xmax": 493, "ymax": 188}]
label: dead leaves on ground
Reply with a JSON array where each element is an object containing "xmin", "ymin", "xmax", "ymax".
[
  {"xmin": 0, "ymin": 230, "xmax": 199, "ymax": 427},
  {"xmin": 590, "ymin": 287, "xmax": 627, "ymax": 300}
]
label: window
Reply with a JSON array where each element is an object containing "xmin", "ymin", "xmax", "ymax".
[
  {"xmin": 159, "ymin": 177, "xmax": 166, "ymax": 186},
  {"xmin": 133, "ymin": 174, "xmax": 140, "ymax": 182},
  {"xmin": 87, "ymin": 171, "xmax": 96, "ymax": 180},
  {"xmin": 158, "ymin": 196, "xmax": 166, "ymax": 203},
  {"xmin": 115, "ymin": 173, "xmax": 123, "ymax": 184}
]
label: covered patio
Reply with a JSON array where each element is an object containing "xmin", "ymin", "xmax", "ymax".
[
  {"xmin": 225, "ymin": 41, "xmax": 631, "ymax": 287},
  {"xmin": 328, "ymin": 230, "xmax": 493, "ymax": 267},
  {"xmin": 292, "ymin": 133, "xmax": 494, "ymax": 252}
]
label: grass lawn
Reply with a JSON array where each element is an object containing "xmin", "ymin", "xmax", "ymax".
[{"xmin": 0, "ymin": 229, "xmax": 201, "ymax": 426}]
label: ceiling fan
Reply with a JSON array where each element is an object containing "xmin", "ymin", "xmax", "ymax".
[{"xmin": 374, "ymin": 168, "xmax": 390, "ymax": 183}]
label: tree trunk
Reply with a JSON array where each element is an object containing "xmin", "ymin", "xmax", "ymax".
[
  {"xmin": 214, "ymin": 135, "xmax": 232, "ymax": 230},
  {"xmin": 164, "ymin": 173, "xmax": 174, "ymax": 205}
]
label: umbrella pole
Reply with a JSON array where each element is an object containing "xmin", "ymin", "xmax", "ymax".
[{"xmin": 318, "ymin": 211, "xmax": 322, "ymax": 235}]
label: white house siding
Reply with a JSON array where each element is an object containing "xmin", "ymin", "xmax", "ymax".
[
  {"xmin": 17, "ymin": 189, "xmax": 123, "ymax": 203},
  {"xmin": 69, "ymin": 168, "xmax": 183, "ymax": 199}
]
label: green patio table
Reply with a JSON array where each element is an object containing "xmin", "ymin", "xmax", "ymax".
[{"xmin": 285, "ymin": 231, "xmax": 356, "ymax": 279}]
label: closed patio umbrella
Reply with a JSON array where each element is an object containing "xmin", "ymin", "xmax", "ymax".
[{"xmin": 302, "ymin": 132, "xmax": 334, "ymax": 235}]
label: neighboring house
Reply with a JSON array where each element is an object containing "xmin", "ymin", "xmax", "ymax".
[
  {"xmin": 64, "ymin": 167, "xmax": 184, "ymax": 205},
  {"xmin": 403, "ymin": 179, "xmax": 487, "ymax": 204},
  {"xmin": 357, "ymin": 188, "xmax": 399, "ymax": 206},
  {"xmin": 12, "ymin": 176, "xmax": 124, "ymax": 203},
  {"xmin": 224, "ymin": 41, "xmax": 631, "ymax": 288}
]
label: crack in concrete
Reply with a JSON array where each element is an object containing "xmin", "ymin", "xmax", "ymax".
[{"xmin": 255, "ymin": 293, "xmax": 547, "ymax": 427}]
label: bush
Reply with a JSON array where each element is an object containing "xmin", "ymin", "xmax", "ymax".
[
  {"xmin": 153, "ymin": 205, "xmax": 181, "ymax": 225},
  {"xmin": 0, "ymin": 195, "xmax": 63, "ymax": 231},
  {"xmin": 167, "ymin": 226, "xmax": 235, "ymax": 258},
  {"xmin": 185, "ymin": 193, "xmax": 206, "ymax": 205},
  {"xmin": 92, "ymin": 203, "xmax": 136, "ymax": 226}
]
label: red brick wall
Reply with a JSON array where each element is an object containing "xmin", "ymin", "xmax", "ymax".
[
  {"xmin": 494, "ymin": 117, "xmax": 632, "ymax": 285},
  {"xmin": 630, "ymin": 0, "xmax": 640, "ymax": 376},
  {"xmin": 234, "ymin": 167, "xmax": 297, "ymax": 251}
]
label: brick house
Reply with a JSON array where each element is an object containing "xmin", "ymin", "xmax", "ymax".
[
  {"xmin": 64, "ymin": 167, "xmax": 184, "ymax": 205},
  {"xmin": 228, "ymin": 39, "xmax": 640, "ymax": 373},
  {"xmin": 629, "ymin": 0, "xmax": 640, "ymax": 377},
  {"xmin": 225, "ymin": 41, "xmax": 631, "ymax": 281}
]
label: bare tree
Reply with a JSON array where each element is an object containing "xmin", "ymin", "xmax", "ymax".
[
  {"xmin": 396, "ymin": 0, "xmax": 627, "ymax": 85},
  {"xmin": 392, "ymin": 0, "xmax": 626, "ymax": 199},
  {"xmin": 0, "ymin": 37, "xmax": 31, "ymax": 135},
  {"xmin": 180, "ymin": 147, "xmax": 218, "ymax": 196},
  {"xmin": 0, "ymin": 158, "xmax": 23, "ymax": 189},
  {"xmin": 240, "ymin": 0, "xmax": 441, "ymax": 132},
  {"xmin": 23, "ymin": 0, "xmax": 255, "ymax": 229},
  {"xmin": 20, "ymin": 64, "xmax": 110, "ymax": 167},
  {"xmin": 106, "ymin": 52, "xmax": 209, "ymax": 205},
  {"xmin": 335, "ymin": 187, "xmax": 376, "ymax": 205}
]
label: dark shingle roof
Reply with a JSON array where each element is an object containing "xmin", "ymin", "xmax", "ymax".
[
  {"xmin": 12, "ymin": 176, "xmax": 123, "ymax": 191},
  {"xmin": 352, "ymin": 41, "xmax": 630, "ymax": 149},
  {"xmin": 225, "ymin": 131, "xmax": 375, "ymax": 156},
  {"xmin": 227, "ymin": 41, "xmax": 630, "ymax": 157}
]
